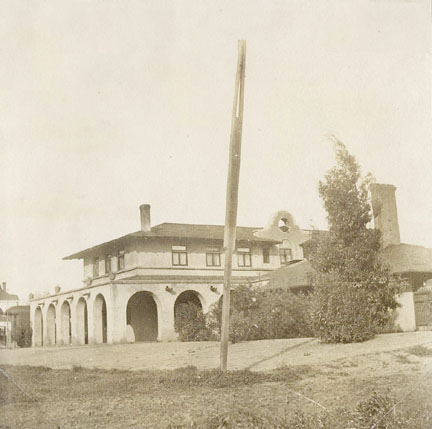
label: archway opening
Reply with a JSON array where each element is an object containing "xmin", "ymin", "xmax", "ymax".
[
  {"xmin": 46, "ymin": 304, "xmax": 56, "ymax": 346},
  {"xmin": 34, "ymin": 307, "xmax": 43, "ymax": 347},
  {"xmin": 126, "ymin": 292, "xmax": 158, "ymax": 342},
  {"xmin": 174, "ymin": 291, "xmax": 204, "ymax": 340},
  {"xmin": 61, "ymin": 301, "xmax": 71, "ymax": 345},
  {"xmin": 76, "ymin": 298, "xmax": 88, "ymax": 345},
  {"xmin": 94, "ymin": 294, "xmax": 107, "ymax": 344}
]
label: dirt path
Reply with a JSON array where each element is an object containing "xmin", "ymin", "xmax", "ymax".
[{"xmin": 1, "ymin": 331, "xmax": 431, "ymax": 371}]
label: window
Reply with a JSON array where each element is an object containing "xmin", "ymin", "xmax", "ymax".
[
  {"xmin": 237, "ymin": 247, "xmax": 252, "ymax": 267},
  {"xmin": 206, "ymin": 247, "xmax": 221, "ymax": 266},
  {"xmin": 93, "ymin": 257, "xmax": 99, "ymax": 277},
  {"xmin": 279, "ymin": 248, "xmax": 292, "ymax": 266},
  {"xmin": 117, "ymin": 251, "xmax": 125, "ymax": 271},
  {"xmin": 263, "ymin": 247, "xmax": 270, "ymax": 264},
  {"xmin": 172, "ymin": 245, "xmax": 188, "ymax": 266},
  {"xmin": 105, "ymin": 255, "xmax": 112, "ymax": 274}
]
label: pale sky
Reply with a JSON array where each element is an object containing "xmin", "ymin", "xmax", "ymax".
[{"xmin": 1, "ymin": 0, "xmax": 431, "ymax": 299}]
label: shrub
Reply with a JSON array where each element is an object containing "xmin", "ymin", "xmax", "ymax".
[
  {"xmin": 311, "ymin": 273, "xmax": 385, "ymax": 343},
  {"xmin": 175, "ymin": 284, "xmax": 313, "ymax": 342},
  {"xmin": 205, "ymin": 285, "xmax": 312, "ymax": 343},
  {"xmin": 254, "ymin": 289, "xmax": 313, "ymax": 339},
  {"xmin": 174, "ymin": 302, "xmax": 208, "ymax": 341}
]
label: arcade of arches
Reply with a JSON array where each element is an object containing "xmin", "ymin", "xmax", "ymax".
[{"xmin": 32, "ymin": 287, "xmax": 215, "ymax": 347}]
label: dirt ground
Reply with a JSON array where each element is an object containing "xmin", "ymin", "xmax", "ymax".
[
  {"xmin": 1, "ymin": 332, "xmax": 432, "ymax": 428},
  {"xmin": 1, "ymin": 331, "xmax": 431, "ymax": 371}
]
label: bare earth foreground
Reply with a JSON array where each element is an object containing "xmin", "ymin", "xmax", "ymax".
[{"xmin": 1, "ymin": 332, "xmax": 432, "ymax": 428}]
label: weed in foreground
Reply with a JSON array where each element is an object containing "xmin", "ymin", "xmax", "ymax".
[{"xmin": 406, "ymin": 345, "xmax": 432, "ymax": 357}]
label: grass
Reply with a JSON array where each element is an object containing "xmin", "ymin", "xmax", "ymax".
[
  {"xmin": 1, "ymin": 353, "xmax": 432, "ymax": 428},
  {"xmin": 406, "ymin": 345, "xmax": 432, "ymax": 357}
]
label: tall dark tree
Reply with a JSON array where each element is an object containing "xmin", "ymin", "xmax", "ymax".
[{"xmin": 307, "ymin": 139, "xmax": 400, "ymax": 343}]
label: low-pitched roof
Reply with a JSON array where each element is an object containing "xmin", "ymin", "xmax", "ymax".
[
  {"xmin": 64, "ymin": 223, "xmax": 281, "ymax": 260},
  {"xmin": 379, "ymin": 243, "xmax": 432, "ymax": 274},
  {"xmin": 5, "ymin": 305, "xmax": 30, "ymax": 316},
  {"xmin": 265, "ymin": 259, "xmax": 314, "ymax": 290},
  {"xmin": 0, "ymin": 289, "xmax": 19, "ymax": 301}
]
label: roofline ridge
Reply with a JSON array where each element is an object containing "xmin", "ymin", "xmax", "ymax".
[{"xmin": 153, "ymin": 222, "xmax": 264, "ymax": 229}]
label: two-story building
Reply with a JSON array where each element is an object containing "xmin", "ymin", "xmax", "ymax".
[
  {"xmin": 30, "ymin": 205, "xmax": 309, "ymax": 347},
  {"xmin": 0, "ymin": 282, "xmax": 20, "ymax": 314}
]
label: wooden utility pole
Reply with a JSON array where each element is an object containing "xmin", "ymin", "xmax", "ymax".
[{"xmin": 220, "ymin": 40, "xmax": 246, "ymax": 371}]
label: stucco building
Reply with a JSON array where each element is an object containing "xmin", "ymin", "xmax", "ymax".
[
  {"xmin": 30, "ymin": 205, "xmax": 309, "ymax": 347},
  {"xmin": 30, "ymin": 184, "xmax": 432, "ymax": 347}
]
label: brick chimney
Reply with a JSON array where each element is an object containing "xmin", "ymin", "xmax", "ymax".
[
  {"xmin": 370, "ymin": 184, "xmax": 401, "ymax": 248},
  {"xmin": 139, "ymin": 204, "xmax": 151, "ymax": 232}
]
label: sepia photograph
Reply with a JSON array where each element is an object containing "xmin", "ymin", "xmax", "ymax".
[{"xmin": 1, "ymin": 1, "xmax": 431, "ymax": 427}]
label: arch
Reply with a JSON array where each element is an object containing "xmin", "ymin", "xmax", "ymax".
[
  {"xmin": 46, "ymin": 304, "xmax": 56, "ymax": 346},
  {"xmin": 76, "ymin": 298, "xmax": 88, "ymax": 345},
  {"xmin": 126, "ymin": 291, "xmax": 158, "ymax": 342},
  {"xmin": 174, "ymin": 290, "xmax": 203, "ymax": 317},
  {"xmin": 34, "ymin": 307, "xmax": 43, "ymax": 347},
  {"xmin": 174, "ymin": 290, "xmax": 204, "ymax": 334},
  {"xmin": 93, "ymin": 294, "xmax": 107, "ymax": 344},
  {"xmin": 60, "ymin": 301, "xmax": 72, "ymax": 345}
]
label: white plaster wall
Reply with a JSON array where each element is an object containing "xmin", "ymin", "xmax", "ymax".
[
  {"xmin": 30, "ymin": 280, "xmax": 223, "ymax": 347},
  {"xmin": 110, "ymin": 282, "xmax": 223, "ymax": 343},
  {"xmin": 393, "ymin": 291, "xmax": 416, "ymax": 332},
  {"xmin": 136, "ymin": 239, "xmax": 280, "ymax": 271},
  {"xmin": 83, "ymin": 259, "xmax": 93, "ymax": 278}
]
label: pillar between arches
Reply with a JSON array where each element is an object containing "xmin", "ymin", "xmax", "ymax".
[
  {"xmin": 87, "ymin": 295, "xmax": 96, "ymax": 345},
  {"xmin": 157, "ymin": 294, "xmax": 177, "ymax": 342},
  {"xmin": 109, "ymin": 284, "xmax": 128, "ymax": 343},
  {"xmin": 42, "ymin": 304, "xmax": 49, "ymax": 347},
  {"xmin": 70, "ymin": 298, "xmax": 79, "ymax": 345}
]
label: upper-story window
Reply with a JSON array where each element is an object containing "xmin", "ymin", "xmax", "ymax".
[
  {"xmin": 279, "ymin": 248, "xmax": 292, "ymax": 266},
  {"xmin": 105, "ymin": 255, "xmax": 112, "ymax": 273},
  {"xmin": 93, "ymin": 257, "xmax": 99, "ymax": 277},
  {"xmin": 237, "ymin": 247, "xmax": 252, "ymax": 267},
  {"xmin": 117, "ymin": 251, "xmax": 125, "ymax": 271},
  {"xmin": 172, "ymin": 245, "xmax": 188, "ymax": 266},
  {"xmin": 206, "ymin": 247, "xmax": 221, "ymax": 267},
  {"xmin": 263, "ymin": 247, "xmax": 270, "ymax": 264}
]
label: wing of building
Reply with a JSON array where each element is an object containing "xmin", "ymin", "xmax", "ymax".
[{"xmin": 30, "ymin": 204, "xmax": 312, "ymax": 347}]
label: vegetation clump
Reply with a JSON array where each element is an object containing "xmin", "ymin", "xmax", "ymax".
[
  {"xmin": 305, "ymin": 139, "xmax": 400, "ymax": 343},
  {"xmin": 175, "ymin": 285, "xmax": 313, "ymax": 342},
  {"xmin": 174, "ymin": 302, "xmax": 208, "ymax": 341}
]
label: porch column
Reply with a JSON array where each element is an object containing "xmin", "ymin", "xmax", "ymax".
[
  {"xmin": 70, "ymin": 296, "xmax": 79, "ymax": 345},
  {"xmin": 87, "ymin": 294, "xmax": 96, "ymax": 345},
  {"xmin": 157, "ymin": 293, "xmax": 177, "ymax": 342},
  {"xmin": 109, "ymin": 283, "xmax": 128, "ymax": 343}
]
